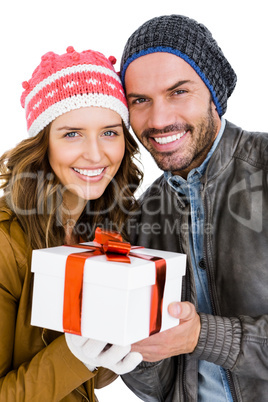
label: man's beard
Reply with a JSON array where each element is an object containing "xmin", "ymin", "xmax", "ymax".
[{"xmin": 138, "ymin": 102, "xmax": 218, "ymax": 174}]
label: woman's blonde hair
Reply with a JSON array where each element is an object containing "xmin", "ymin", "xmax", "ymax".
[{"xmin": 0, "ymin": 122, "xmax": 143, "ymax": 249}]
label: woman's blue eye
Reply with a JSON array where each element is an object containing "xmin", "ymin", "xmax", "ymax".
[
  {"xmin": 65, "ymin": 132, "xmax": 78, "ymax": 138},
  {"xmin": 103, "ymin": 130, "xmax": 116, "ymax": 137}
]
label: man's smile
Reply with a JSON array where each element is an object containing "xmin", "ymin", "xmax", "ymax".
[{"xmin": 153, "ymin": 131, "xmax": 187, "ymax": 145}]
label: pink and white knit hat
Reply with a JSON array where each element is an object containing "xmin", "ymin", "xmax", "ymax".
[{"xmin": 21, "ymin": 46, "xmax": 129, "ymax": 137}]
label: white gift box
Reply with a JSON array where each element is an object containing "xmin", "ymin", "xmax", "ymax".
[{"xmin": 31, "ymin": 242, "xmax": 186, "ymax": 346}]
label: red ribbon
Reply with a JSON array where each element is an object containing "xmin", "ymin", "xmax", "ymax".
[{"xmin": 63, "ymin": 228, "xmax": 166, "ymax": 337}]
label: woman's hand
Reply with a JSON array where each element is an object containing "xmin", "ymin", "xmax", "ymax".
[{"xmin": 65, "ymin": 333, "xmax": 143, "ymax": 374}]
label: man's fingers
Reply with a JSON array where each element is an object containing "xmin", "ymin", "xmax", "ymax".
[{"xmin": 168, "ymin": 301, "xmax": 195, "ymax": 320}]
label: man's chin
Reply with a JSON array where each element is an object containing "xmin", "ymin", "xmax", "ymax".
[
  {"xmin": 153, "ymin": 158, "xmax": 180, "ymax": 173},
  {"xmin": 150, "ymin": 154, "xmax": 192, "ymax": 175}
]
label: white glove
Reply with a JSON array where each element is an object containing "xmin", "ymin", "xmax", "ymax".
[{"xmin": 65, "ymin": 333, "xmax": 143, "ymax": 375}]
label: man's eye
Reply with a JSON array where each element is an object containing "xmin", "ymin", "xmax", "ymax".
[
  {"xmin": 133, "ymin": 98, "xmax": 147, "ymax": 104},
  {"xmin": 173, "ymin": 90, "xmax": 187, "ymax": 95}
]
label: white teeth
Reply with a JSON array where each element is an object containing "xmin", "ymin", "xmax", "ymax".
[
  {"xmin": 154, "ymin": 131, "xmax": 186, "ymax": 145},
  {"xmin": 73, "ymin": 167, "xmax": 104, "ymax": 177}
]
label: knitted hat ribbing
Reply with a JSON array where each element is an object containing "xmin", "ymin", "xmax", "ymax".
[
  {"xmin": 21, "ymin": 46, "xmax": 129, "ymax": 137},
  {"xmin": 120, "ymin": 15, "xmax": 237, "ymax": 116}
]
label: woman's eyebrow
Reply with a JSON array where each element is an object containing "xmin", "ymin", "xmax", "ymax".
[
  {"xmin": 55, "ymin": 123, "xmax": 123, "ymax": 131},
  {"xmin": 102, "ymin": 124, "xmax": 123, "ymax": 129},
  {"xmin": 55, "ymin": 126, "xmax": 83, "ymax": 131}
]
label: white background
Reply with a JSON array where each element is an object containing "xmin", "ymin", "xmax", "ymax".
[{"xmin": 1, "ymin": 0, "xmax": 267, "ymax": 400}]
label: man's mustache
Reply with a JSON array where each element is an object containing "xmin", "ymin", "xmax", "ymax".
[{"xmin": 141, "ymin": 123, "xmax": 191, "ymax": 139}]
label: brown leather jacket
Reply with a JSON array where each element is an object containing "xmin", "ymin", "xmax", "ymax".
[{"xmin": 0, "ymin": 202, "xmax": 117, "ymax": 401}]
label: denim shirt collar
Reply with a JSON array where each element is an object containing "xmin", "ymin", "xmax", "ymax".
[{"xmin": 165, "ymin": 118, "xmax": 226, "ymax": 191}]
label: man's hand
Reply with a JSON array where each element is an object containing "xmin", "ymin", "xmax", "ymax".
[{"xmin": 131, "ymin": 302, "xmax": 200, "ymax": 362}]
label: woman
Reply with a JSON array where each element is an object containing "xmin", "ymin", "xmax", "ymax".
[{"xmin": 0, "ymin": 46, "xmax": 143, "ymax": 401}]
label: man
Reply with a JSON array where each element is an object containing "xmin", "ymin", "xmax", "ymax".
[{"xmin": 120, "ymin": 15, "xmax": 268, "ymax": 402}]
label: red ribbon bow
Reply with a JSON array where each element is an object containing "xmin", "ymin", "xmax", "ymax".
[{"xmin": 63, "ymin": 228, "xmax": 166, "ymax": 337}]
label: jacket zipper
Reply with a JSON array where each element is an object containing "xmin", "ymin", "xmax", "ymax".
[
  {"xmin": 177, "ymin": 206, "xmax": 189, "ymax": 402},
  {"xmin": 75, "ymin": 387, "xmax": 90, "ymax": 402},
  {"xmin": 203, "ymin": 196, "xmax": 239, "ymax": 402}
]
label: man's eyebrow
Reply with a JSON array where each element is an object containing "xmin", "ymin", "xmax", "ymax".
[
  {"xmin": 127, "ymin": 80, "xmax": 194, "ymax": 99},
  {"xmin": 127, "ymin": 92, "xmax": 146, "ymax": 99},
  {"xmin": 167, "ymin": 80, "xmax": 193, "ymax": 91}
]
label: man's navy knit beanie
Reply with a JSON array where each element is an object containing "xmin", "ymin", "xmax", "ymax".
[{"xmin": 120, "ymin": 15, "xmax": 237, "ymax": 116}]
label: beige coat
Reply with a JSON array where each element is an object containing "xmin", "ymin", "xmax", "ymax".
[{"xmin": 0, "ymin": 202, "xmax": 117, "ymax": 401}]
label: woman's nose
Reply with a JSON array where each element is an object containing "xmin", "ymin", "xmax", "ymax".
[{"xmin": 81, "ymin": 138, "xmax": 103, "ymax": 163}]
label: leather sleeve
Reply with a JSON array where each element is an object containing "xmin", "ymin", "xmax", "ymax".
[
  {"xmin": 121, "ymin": 358, "xmax": 176, "ymax": 402},
  {"xmin": 191, "ymin": 313, "xmax": 268, "ymax": 380}
]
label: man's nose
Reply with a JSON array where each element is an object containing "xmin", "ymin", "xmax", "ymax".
[{"xmin": 147, "ymin": 100, "xmax": 176, "ymax": 130}]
